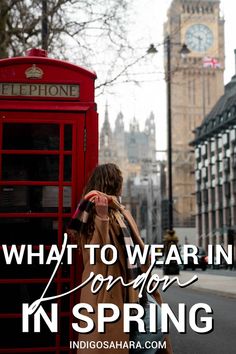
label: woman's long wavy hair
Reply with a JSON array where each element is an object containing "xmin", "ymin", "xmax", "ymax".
[
  {"xmin": 82, "ymin": 163, "xmax": 123, "ymax": 236},
  {"xmin": 83, "ymin": 163, "xmax": 123, "ymax": 197}
]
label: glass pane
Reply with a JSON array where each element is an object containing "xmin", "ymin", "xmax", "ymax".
[
  {"xmin": 0, "ymin": 186, "xmax": 59, "ymax": 212},
  {"xmin": 41, "ymin": 186, "xmax": 59, "ymax": 211},
  {"xmin": 63, "ymin": 186, "xmax": 71, "ymax": 212},
  {"xmin": 64, "ymin": 155, "xmax": 72, "ymax": 181},
  {"xmin": 0, "ymin": 258, "xmax": 58, "ymax": 280},
  {"xmin": 2, "ymin": 155, "xmax": 59, "ymax": 181},
  {"xmin": 0, "ymin": 318, "xmax": 56, "ymax": 348},
  {"xmin": 0, "ymin": 218, "xmax": 58, "ymax": 245},
  {"xmin": 0, "ymin": 185, "xmax": 29, "ymax": 212},
  {"xmin": 3, "ymin": 123, "xmax": 60, "ymax": 150},
  {"xmin": 60, "ymin": 317, "xmax": 70, "ymax": 345},
  {"xmin": 64, "ymin": 124, "xmax": 72, "ymax": 150},
  {"xmin": 0, "ymin": 243, "xmax": 73, "ymax": 281}
]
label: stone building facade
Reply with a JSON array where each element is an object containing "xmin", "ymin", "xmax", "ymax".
[
  {"xmin": 164, "ymin": 0, "xmax": 225, "ymax": 231},
  {"xmin": 99, "ymin": 104, "xmax": 156, "ymax": 182},
  {"xmin": 99, "ymin": 105, "xmax": 161, "ymax": 243},
  {"xmin": 192, "ymin": 64, "xmax": 236, "ymax": 262}
]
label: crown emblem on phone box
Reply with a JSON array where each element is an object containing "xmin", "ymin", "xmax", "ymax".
[{"xmin": 25, "ymin": 64, "xmax": 44, "ymax": 79}]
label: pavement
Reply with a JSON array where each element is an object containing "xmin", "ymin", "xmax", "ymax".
[{"xmin": 153, "ymin": 268, "xmax": 236, "ymax": 299}]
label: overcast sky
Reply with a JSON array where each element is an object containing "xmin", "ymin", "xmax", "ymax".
[{"xmin": 96, "ymin": 0, "xmax": 236, "ymax": 152}]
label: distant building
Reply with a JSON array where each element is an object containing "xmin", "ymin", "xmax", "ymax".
[
  {"xmin": 99, "ymin": 104, "xmax": 162, "ymax": 244},
  {"xmin": 99, "ymin": 104, "xmax": 156, "ymax": 182},
  {"xmin": 192, "ymin": 56, "xmax": 236, "ymax": 263}
]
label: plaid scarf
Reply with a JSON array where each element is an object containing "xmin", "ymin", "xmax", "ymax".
[{"xmin": 67, "ymin": 190, "xmax": 140, "ymax": 304}]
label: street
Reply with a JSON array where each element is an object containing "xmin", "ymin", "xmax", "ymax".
[
  {"xmin": 161, "ymin": 285, "xmax": 236, "ymax": 354},
  {"xmin": 190, "ymin": 268, "xmax": 236, "ymax": 277}
]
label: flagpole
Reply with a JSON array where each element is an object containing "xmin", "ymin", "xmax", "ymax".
[
  {"xmin": 202, "ymin": 69, "xmax": 206, "ymax": 119},
  {"xmin": 202, "ymin": 56, "xmax": 221, "ymax": 120}
]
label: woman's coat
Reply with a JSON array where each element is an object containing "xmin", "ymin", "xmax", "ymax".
[{"xmin": 76, "ymin": 202, "xmax": 173, "ymax": 354}]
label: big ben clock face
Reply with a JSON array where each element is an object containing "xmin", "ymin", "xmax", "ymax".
[{"xmin": 185, "ymin": 24, "xmax": 213, "ymax": 52}]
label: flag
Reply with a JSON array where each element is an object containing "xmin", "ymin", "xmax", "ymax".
[{"xmin": 203, "ymin": 57, "xmax": 221, "ymax": 69}]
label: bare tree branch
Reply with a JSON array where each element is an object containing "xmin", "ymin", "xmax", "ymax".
[{"xmin": 0, "ymin": 0, "xmax": 150, "ymax": 91}]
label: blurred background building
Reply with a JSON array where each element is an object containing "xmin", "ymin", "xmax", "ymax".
[
  {"xmin": 99, "ymin": 104, "xmax": 163, "ymax": 244},
  {"xmin": 192, "ymin": 50, "xmax": 236, "ymax": 264}
]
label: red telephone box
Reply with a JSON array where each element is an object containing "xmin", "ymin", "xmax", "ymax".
[{"xmin": 0, "ymin": 49, "xmax": 98, "ymax": 353}]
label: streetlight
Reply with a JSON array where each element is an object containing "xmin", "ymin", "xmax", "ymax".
[
  {"xmin": 165, "ymin": 36, "xmax": 190, "ymax": 274},
  {"xmin": 42, "ymin": 0, "xmax": 48, "ymax": 50},
  {"xmin": 147, "ymin": 39, "xmax": 190, "ymax": 231},
  {"xmin": 148, "ymin": 38, "xmax": 190, "ymax": 274},
  {"xmin": 165, "ymin": 35, "xmax": 190, "ymax": 233}
]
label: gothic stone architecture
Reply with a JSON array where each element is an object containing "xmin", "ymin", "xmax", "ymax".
[
  {"xmin": 99, "ymin": 106, "xmax": 160, "ymax": 244},
  {"xmin": 164, "ymin": 0, "xmax": 224, "ymax": 233},
  {"xmin": 99, "ymin": 105, "xmax": 156, "ymax": 182}
]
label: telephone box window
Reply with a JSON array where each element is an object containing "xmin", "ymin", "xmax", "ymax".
[
  {"xmin": 64, "ymin": 124, "xmax": 72, "ymax": 150},
  {"xmin": 0, "ymin": 185, "xmax": 59, "ymax": 212},
  {"xmin": 0, "ymin": 282, "xmax": 57, "ymax": 314},
  {"xmin": 0, "ymin": 186, "xmax": 29, "ymax": 212},
  {"xmin": 0, "ymin": 218, "xmax": 58, "ymax": 245},
  {"xmin": 2, "ymin": 155, "xmax": 59, "ymax": 181},
  {"xmin": 3, "ymin": 123, "xmax": 60, "ymax": 150},
  {"xmin": 0, "ymin": 260, "xmax": 58, "ymax": 280},
  {"xmin": 42, "ymin": 186, "xmax": 59, "ymax": 211},
  {"xmin": 64, "ymin": 155, "xmax": 72, "ymax": 181},
  {"xmin": 0, "ymin": 318, "xmax": 56, "ymax": 347},
  {"xmin": 63, "ymin": 186, "xmax": 72, "ymax": 212},
  {"xmin": 60, "ymin": 317, "xmax": 70, "ymax": 345}
]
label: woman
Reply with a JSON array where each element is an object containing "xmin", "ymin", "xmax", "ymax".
[{"xmin": 67, "ymin": 163, "xmax": 172, "ymax": 354}]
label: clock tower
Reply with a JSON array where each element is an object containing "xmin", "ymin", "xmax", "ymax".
[{"xmin": 164, "ymin": 0, "xmax": 224, "ymax": 238}]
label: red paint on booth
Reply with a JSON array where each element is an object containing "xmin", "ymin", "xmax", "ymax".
[{"xmin": 0, "ymin": 49, "xmax": 98, "ymax": 353}]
